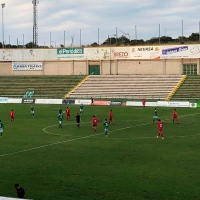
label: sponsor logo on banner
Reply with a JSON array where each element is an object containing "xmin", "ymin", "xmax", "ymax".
[
  {"xmin": 57, "ymin": 48, "xmax": 84, "ymax": 59},
  {"xmin": 62, "ymin": 99, "xmax": 75, "ymax": 104},
  {"xmin": 94, "ymin": 101, "xmax": 110, "ymax": 106},
  {"xmin": 130, "ymin": 46, "xmax": 160, "ymax": 59},
  {"xmin": 111, "ymin": 47, "xmax": 130, "ymax": 59},
  {"xmin": 12, "ymin": 62, "xmax": 43, "ymax": 71},
  {"xmin": 162, "ymin": 46, "xmax": 188, "ymax": 55},
  {"xmin": 0, "ymin": 97, "xmax": 8, "ymax": 103},
  {"xmin": 35, "ymin": 99, "xmax": 62, "ymax": 104},
  {"xmin": 75, "ymin": 99, "xmax": 91, "ymax": 105},
  {"xmin": 110, "ymin": 101, "xmax": 122, "ymax": 106},
  {"xmin": 190, "ymin": 103, "xmax": 197, "ymax": 108},
  {"xmin": 157, "ymin": 101, "xmax": 189, "ymax": 107},
  {"xmin": 22, "ymin": 98, "xmax": 35, "ymax": 104}
]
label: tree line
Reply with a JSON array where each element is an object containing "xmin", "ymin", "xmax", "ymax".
[{"xmin": 0, "ymin": 32, "xmax": 199, "ymax": 48}]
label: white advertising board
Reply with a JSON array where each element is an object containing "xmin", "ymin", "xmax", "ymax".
[
  {"xmin": 0, "ymin": 49, "xmax": 57, "ymax": 61},
  {"xmin": 130, "ymin": 46, "xmax": 160, "ymax": 59},
  {"xmin": 126, "ymin": 101, "xmax": 157, "ymax": 107},
  {"xmin": 35, "ymin": 99, "xmax": 62, "ymax": 104},
  {"xmin": 0, "ymin": 97, "xmax": 8, "ymax": 103},
  {"xmin": 111, "ymin": 47, "xmax": 130, "ymax": 59},
  {"xmin": 84, "ymin": 48, "xmax": 111, "ymax": 60},
  {"xmin": 189, "ymin": 103, "xmax": 197, "ymax": 108},
  {"xmin": 12, "ymin": 62, "xmax": 43, "ymax": 71},
  {"xmin": 157, "ymin": 101, "xmax": 190, "ymax": 107},
  {"xmin": 7, "ymin": 98, "xmax": 22, "ymax": 103},
  {"xmin": 75, "ymin": 99, "xmax": 91, "ymax": 105}
]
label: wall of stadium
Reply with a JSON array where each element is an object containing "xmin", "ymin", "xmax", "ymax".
[{"xmin": 0, "ymin": 44, "xmax": 199, "ymax": 75}]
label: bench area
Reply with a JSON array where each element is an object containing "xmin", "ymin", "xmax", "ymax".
[
  {"xmin": 0, "ymin": 76, "xmax": 86, "ymax": 98},
  {"xmin": 69, "ymin": 75, "xmax": 184, "ymax": 100},
  {"xmin": 172, "ymin": 76, "xmax": 200, "ymax": 101}
]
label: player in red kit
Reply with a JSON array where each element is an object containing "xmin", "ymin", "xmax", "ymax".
[
  {"xmin": 142, "ymin": 99, "xmax": 146, "ymax": 108},
  {"xmin": 92, "ymin": 115, "xmax": 101, "ymax": 132},
  {"xmin": 65, "ymin": 107, "xmax": 71, "ymax": 121},
  {"xmin": 108, "ymin": 110, "xmax": 114, "ymax": 125},
  {"xmin": 10, "ymin": 109, "xmax": 14, "ymax": 122},
  {"xmin": 173, "ymin": 109, "xmax": 178, "ymax": 124},
  {"xmin": 157, "ymin": 119, "xmax": 164, "ymax": 139}
]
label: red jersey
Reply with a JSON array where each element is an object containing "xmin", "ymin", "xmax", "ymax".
[
  {"xmin": 10, "ymin": 111, "xmax": 14, "ymax": 117},
  {"xmin": 92, "ymin": 117, "xmax": 99, "ymax": 125},
  {"xmin": 109, "ymin": 111, "xmax": 113, "ymax": 119},
  {"xmin": 173, "ymin": 110, "xmax": 177, "ymax": 117},
  {"xmin": 157, "ymin": 121, "xmax": 163, "ymax": 130},
  {"xmin": 142, "ymin": 99, "xmax": 146, "ymax": 105},
  {"xmin": 66, "ymin": 109, "xmax": 70, "ymax": 115}
]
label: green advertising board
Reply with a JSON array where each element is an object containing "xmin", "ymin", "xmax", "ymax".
[{"xmin": 57, "ymin": 48, "xmax": 84, "ymax": 59}]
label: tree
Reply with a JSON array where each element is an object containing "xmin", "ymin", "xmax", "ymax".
[
  {"xmin": 91, "ymin": 42, "xmax": 99, "ymax": 47},
  {"xmin": 188, "ymin": 33, "xmax": 199, "ymax": 41}
]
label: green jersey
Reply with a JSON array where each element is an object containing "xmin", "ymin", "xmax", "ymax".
[
  {"xmin": 58, "ymin": 114, "xmax": 63, "ymax": 121},
  {"xmin": 0, "ymin": 122, "xmax": 3, "ymax": 128},
  {"xmin": 103, "ymin": 121, "xmax": 109, "ymax": 129},
  {"xmin": 154, "ymin": 110, "xmax": 158, "ymax": 116},
  {"xmin": 31, "ymin": 106, "xmax": 34, "ymax": 111},
  {"xmin": 58, "ymin": 108, "xmax": 62, "ymax": 114},
  {"xmin": 80, "ymin": 105, "xmax": 84, "ymax": 110}
]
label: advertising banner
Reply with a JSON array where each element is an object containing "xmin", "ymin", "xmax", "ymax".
[
  {"xmin": 0, "ymin": 97, "xmax": 8, "ymax": 103},
  {"xmin": 190, "ymin": 103, "xmax": 197, "ymax": 108},
  {"xmin": 35, "ymin": 99, "xmax": 62, "ymax": 104},
  {"xmin": 111, "ymin": 47, "xmax": 130, "ymax": 59},
  {"xmin": 130, "ymin": 46, "xmax": 160, "ymax": 59},
  {"xmin": 57, "ymin": 48, "xmax": 84, "ymax": 60},
  {"xmin": 126, "ymin": 101, "xmax": 157, "ymax": 107},
  {"xmin": 62, "ymin": 99, "xmax": 75, "ymax": 104},
  {"xmin": 12, "ymin": 62, "xmax": 43, "ymax": 71},
  {"xmin": 75, "ymin": 99, "xmax": 91, "ymax": 105},
  {"xmin": 110, "ymin": 101, "xmax": 122, "ymax": 106},
  {"xmin": 21, "ymin": 98, "xmax": 35, "ymax": 104},
  {"xmin": 160, "ymin": 45, "xmax": 200, "ymax": 59},
  {"xmin": 157, "ymin": 101, "xmax": 190, "ymax": 107},
  {"xmin": 8, "ymin": 98, "xmax": 22, "ymax": 103},
  {"xmin": 84, "ymin": 47, "xmax": 111, "ymax": 60},
  {"xmin": 93, "ymin": 100, "xmax": 110, "ymax": 106}
]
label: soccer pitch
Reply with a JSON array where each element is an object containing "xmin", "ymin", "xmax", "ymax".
[{"xmin": 0, "ymin": 104, "xmax": 200, "ymax": 200}]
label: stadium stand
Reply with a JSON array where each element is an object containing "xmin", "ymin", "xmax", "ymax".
[
  {"xmin": 68, "ymin": 75, "xmax": 185, "ymax": 100},
  {"xmin": 0, "ymin": 76, "xmax": 85, "ymax": 98},
  {"xmin": 172, "ymin": 76, "xmax": 200, "ymax": 101}
]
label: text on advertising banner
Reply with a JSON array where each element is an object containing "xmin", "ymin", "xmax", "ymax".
[{"xmin": 12, "ymin": 62, "xmax": 43, "ymax": 71}]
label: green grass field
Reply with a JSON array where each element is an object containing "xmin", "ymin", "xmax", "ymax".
[{"xmin": 0, "ymin": 104, "xmax": 200, "ymax": 200}]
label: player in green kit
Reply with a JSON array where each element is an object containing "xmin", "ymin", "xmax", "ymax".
[
  {"xmin": 103, "ymin": 119, "xmax": 109, "ymax": 137},
  {"xmin": 58, "ymin": 107, "xmax": 62, "ymax": 114},
  {"xmin": 0, "ymin": 120, "xmax": 4, "ymax": 137},
  {"xmin": 31, "ymin": 106, "xmax": 34, "ymax": 117},
  {"xmin": 58, "ymin": 113, "xmax": 63, "ymax": 128},
  {"xmin": 80, "ymin": 104, "xmax": 84, "ymax": 114},
  {"xmin": 153, "ymin": 108, "xmax": 158, "ymax": 123}
]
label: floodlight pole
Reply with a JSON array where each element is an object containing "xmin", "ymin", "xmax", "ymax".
[{"xmin": 1, "ymin": 3, "xmax": 5, "ymax": 48}]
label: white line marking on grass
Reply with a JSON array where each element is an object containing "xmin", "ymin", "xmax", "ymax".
[{"xmin": 0, "ymin": 112, "xmax": 199, "ymax": 157}]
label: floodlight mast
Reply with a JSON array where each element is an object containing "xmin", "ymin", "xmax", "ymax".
[{"xmin": 32, "ymin": 0, "xmax": 39, "ymax": 48}]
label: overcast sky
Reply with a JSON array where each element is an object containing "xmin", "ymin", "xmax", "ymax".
[{"xmin": 1, "ymin": 0, "xmax": 200, "ymax": 47}]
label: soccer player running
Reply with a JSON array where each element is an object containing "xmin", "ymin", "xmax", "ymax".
[
  {"xmin": 103, "ymin": 119, "xmax": 109, "ymax": 137},
  {"xmin": 76, "ymin": 113, "xmax": 81, "ymax": 128},
  {"xmin": 0, "ymin": 120, "xmax": 4, "ymax": 137},
  {"xmin": 142, "ymin": 99, "xmax": 146, "ymax": 108},
  {"xmin": 58, "ymin": 107, "xmax": 62, "ymax": 114},
  {"xmin": 10, "ymin": 109, "xmax": 14, "ymax": 122},
  {"xmin": 157, "ymin": 119, "xmax": 164, "ymax": 139},
  {"xmin": 31, "ymin": 106, "xmax": 34, "ymax": 117},
  {"xmin": 58, "ymin": 113, "xmax": 63, "ymax": 128},
  {"xmin": 80, "ymin": 104, "xmax": 84, "ymax": 114},
  {"xmin": 65, "ymin": 107, "xmax": 71, "ymax": 120},
  {"xmin": 173, "ymin": 109, "xmax": 178, "ymax": 124},
  {"xmin": 108, "ymin": 110, "xmax": 114, "ymax": 125},
  {"xmin": 92, "ymin": 115, "xmax": 101, "ymax": 132},
  {"xmin": 153, "ymin": 108, "xmax": 158, "ymax": 123}
]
